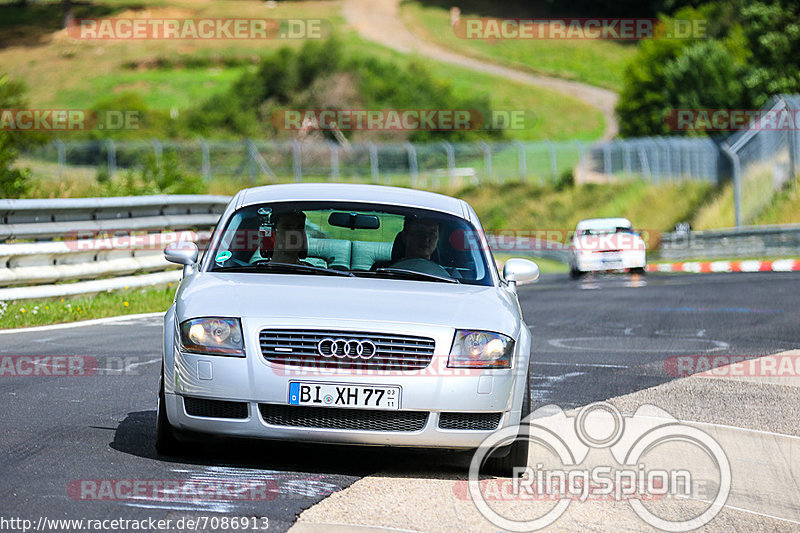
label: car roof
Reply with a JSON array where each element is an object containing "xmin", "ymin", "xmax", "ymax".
[
  {"xmin": 236, "ymin": 183, "xmax": 467, "ymax": 217},
  {"xmin": 575, "ymin": 217, "xmax": 633, "ymax": 231}
]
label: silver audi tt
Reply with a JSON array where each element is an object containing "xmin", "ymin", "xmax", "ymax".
[{"xmin": 158, "ymin": 183, "xmax": 539, "ymax": 473}]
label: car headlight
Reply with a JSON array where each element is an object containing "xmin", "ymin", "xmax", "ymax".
[
  {"xmin": 580, "ymin": 249, "xmax": 593, "ymax": 256},
  {"xmin": 179, "ymin": 317, "xmax": 244, "ymax": 356},
  {"xmin": 448, "ymin": 330, "xmax": 514, "ymax": 368}
]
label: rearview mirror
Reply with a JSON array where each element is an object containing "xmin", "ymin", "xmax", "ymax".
[{"xmin": 328, "ymin": 212, "xmax": 380, "ymax": 230}]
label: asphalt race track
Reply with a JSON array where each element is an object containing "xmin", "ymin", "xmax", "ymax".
[{"xmin": 1, "ymin": 271, "xmax": 798, "ymax": 532}]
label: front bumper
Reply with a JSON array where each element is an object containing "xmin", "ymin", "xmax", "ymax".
[{"xmin": 164, "ymin": 317, "xmax": 529, "ymax": 450}]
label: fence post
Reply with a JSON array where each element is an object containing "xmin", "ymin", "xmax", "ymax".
[
  {"xmin": 514, "ymin": 140, "xmax": 527, "ymax": 181},
  {"xmin": 329, "ymin": 142, "xmax": 339, "ymax": 182},
  {"xmin": 623, "ymin": 143, "xmax": 632, "ymax": 178},
  {"xmin": 291, "ymin": 140, "xmax": 302, "ymax": 182},
  {"xmin": 547, "ymin": 140, "xmax": 557, "ymax": 182},
  {"xmin": 603, "ymin": 143, "xmax": 612, "ymax": 178},
  {"xmin": 150, "ymin": 139, "xmax": 163, "ymax": 181},
  {"xmin": 721, "ymin": 143, "xmax": 742, "ymax": 227},
  {"xmin": 442, "ymin": 141, "xmax": 455, "ymax": 186},
  {"xmin": 480, "ymin": 141, "xmax": 492, "ymax": 183},
  {"xmin": 575, "ymin": 141, "xmax": 586, "ymax": 183},
  {"xmin": 199, "ymin": 137, "xmax": 211, "ymax": 181},
  {"xmin": 368, "ymin": 142, "xmax": 379, "ymax": 183},
  {"xmin": 55, "ymin": 140, "xmax": 66, "ymax": 179},
  {"xmin": 105, "ymin": 139, "xmax": 116, "ymax": 178},
  {"xmin": 405, "ymin": 142, "xmax": 418, "ymax": 188},
  {"xmin": 782, "ymin": 96, "xmax": 797, "ymax": 183},
  {"xmin": 638, "ymin": 144, "xmax": 652, "ymax": 179}
]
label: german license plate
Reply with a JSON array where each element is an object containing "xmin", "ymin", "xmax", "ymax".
[{"xmin": 288, "ymin": 382, "xmax": 400, "ymax": 410}]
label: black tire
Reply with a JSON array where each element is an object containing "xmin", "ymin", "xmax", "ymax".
[
  {"xmin": 630, "ymin": 267, "xmax": 646, "ymax": 275},
  {"xmin": 483, "ymin": 374, "xmax": 531, "ymax": 477},
  {"xmin": 570, "ymin": 267, "xmax": 584, "ymax": 279},
  {"xmin": 155, "ymin": 370, "xmax": 182, "ymax": 456}
]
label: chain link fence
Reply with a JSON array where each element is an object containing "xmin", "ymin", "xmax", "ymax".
[
  {"xmin": 19, "ymin": 137, "xmax": 725, "ymax": 190},
  {"xmin": 18, "ymin": 93, "xmax": 799, "ymax": 221},
  {"xmin": 723, "ymin": 94, "xmax": 800, "ymax": 226}
]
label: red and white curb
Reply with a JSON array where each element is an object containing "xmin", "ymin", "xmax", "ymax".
[{"xmin": 647, "ymin": 259, "xmax": 800, "ymax": 273}]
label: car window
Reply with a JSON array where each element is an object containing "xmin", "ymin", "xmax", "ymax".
[{"xmin": 207, "ymin": 201, "xmax": 492, "ymax": 286}]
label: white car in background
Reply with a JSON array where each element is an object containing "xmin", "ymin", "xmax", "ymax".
[{"xmin": 568, "ymin": 218, "xmax": 646, "ymax": 277}]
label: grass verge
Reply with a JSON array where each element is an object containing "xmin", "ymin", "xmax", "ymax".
[
  {"xmin": 0, "ymin": 284, "xmax": 176, "ymax": 330},
  {"xmin": 399, "ymin": 1, "xmax": 635, "ymax": 91},
  {"xmin": 493, "ymin": 254, "xmax": 568, "ymax": 274}
]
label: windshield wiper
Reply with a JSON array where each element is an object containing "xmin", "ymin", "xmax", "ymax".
[
  {"xmin": 359, "ymin": 267, "xmax": 460, "ymax": 284},
  {"xmin": 212, "ymin": 262, "xmax": 354, "ymax": 277}
]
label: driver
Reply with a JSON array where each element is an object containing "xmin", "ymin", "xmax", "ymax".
[{"xmin": 391, "ymin": 216, "xmax": 452, "ymax": 278}]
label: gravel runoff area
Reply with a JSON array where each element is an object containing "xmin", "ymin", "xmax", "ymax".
[{"xmin": 288, "ymin": 351, "xmax": 800, "ymax": 532}]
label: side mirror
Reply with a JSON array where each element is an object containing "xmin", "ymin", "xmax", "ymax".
[
  {"xmin": 503, "ymin": 258, "xmax": 540, "ymax": 285},
  {"xmin": 165, "ymin": 241, "xmax": 199, "ymax": 266}
]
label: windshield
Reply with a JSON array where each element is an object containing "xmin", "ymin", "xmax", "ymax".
[
  {"xmin": 206, "ymin": 201, "xmax": 493, "ymax": 286},
  {"xmin": 580, "ymin": 225, "xmax": 634, "ymax": 236}
]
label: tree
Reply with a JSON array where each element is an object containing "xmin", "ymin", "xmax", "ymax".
[
  {"xmin": 616, "ymin": 5, "xmax": 754, "ymax": 137},
  {"xmin": 739, "ymin": 0, "xmax": 800, "ymax": 104},
  {"xmin": 0, "ymin": 74, "xmax": 34, "ymax": 197}
]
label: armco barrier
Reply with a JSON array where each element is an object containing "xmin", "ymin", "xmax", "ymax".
[
  {"xmin": 0, "ymin": 195, "xmax": 229, "ymax": 301},
  {"xmin": 659, "ymin": 224, "xmax": 800, "ymax": 260}
]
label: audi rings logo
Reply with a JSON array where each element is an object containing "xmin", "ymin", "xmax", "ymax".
[{"xmin": 317, "ymin": 338, "xmax": 377, "ymax": 359}]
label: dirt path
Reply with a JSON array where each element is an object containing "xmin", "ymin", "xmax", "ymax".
[{"xmin": 342, "ymin": 0, "xmax": 619, "ymax": 139}]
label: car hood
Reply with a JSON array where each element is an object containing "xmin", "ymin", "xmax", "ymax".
[{"xmin": 175, "ymin": 272, "xmax": 522, "ymax": 336}]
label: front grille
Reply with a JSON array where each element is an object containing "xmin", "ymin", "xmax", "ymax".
[
  {"xmin": 183, "ymin": 397, "xmax": 249, "ymax": 419},
  {"xmin": 258, "ymin": 404, "xmax": 428, "ymax": 432},
  {"xmin": 438, "ymin": 412, "xmax": 503, "ymax": 430},
  {"xmin": 259, "ymin": 329, "xmax": 436, "ymax": 370}
]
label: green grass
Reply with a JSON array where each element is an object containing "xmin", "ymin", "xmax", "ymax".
[
  {"xmin": 456, "ymin": 180, "xmax": 715, "ymax": 236},
  {"xmin": 429, "ymin": 61, "xmax": 604, "ymax": 140},
  {"xmin": 0, "ymin": 0, "xmax": 343, "ymax": 111},
  {"xmin": 1, "ymin": 0, "xmax": 604, "ymax": 143},
  {"xmin": 332, "ymin": 31, "xmax": 606, "ymax": 141},
  {"xmin": 399, "ymin": 1, "xmax": 636, "ymax": 91},
  {"xmin": 493, "ymin": 254, "xmax": 568, "ymax": 273},
  {"xmin": 56, "ymin": 66, "xmax": 250, "ymax": 111},
  {"xmin": 0, "ymin": 284, "xmax": 176, "ymax": 329}
]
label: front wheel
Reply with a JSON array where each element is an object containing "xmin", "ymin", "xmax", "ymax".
[
  {"xmin": 483, "ymin": 373, "xmax": 531, "ymax": 477},
  {"xmin": 155, "ymin": 371, "xmax": 182, "ymax": 456},
  {"xmin": 630, "ymin": 266, "xmax": 646, "ymax": 275}
]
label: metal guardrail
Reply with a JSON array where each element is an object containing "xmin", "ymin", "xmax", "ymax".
[
  {"xmin": 659, "ymin": 224, "xmax": 800, "ymax": 260},
  {"xmin": 0, "ymin": 195, "xmax": 229, "ymax": 300}
]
